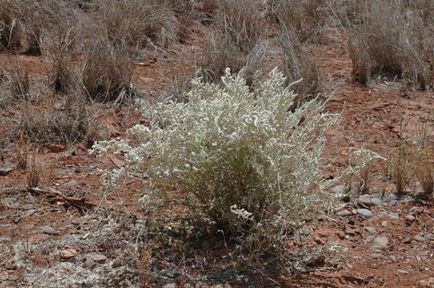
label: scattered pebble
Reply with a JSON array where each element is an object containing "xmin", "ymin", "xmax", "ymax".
[
  {"xmin": 49, "ymin": 144, "xmax": 65, "ymax": 153},
  {"xmin": 381, "ymin": 221, "xmax": 388, "ymax": 227},
  {"xmin": 88, "ymin": 253, "xmax": 107, "ymax": 264},
  {"xmin": 382, "ymin": 211, "xmax": 399, "ymax": 220},
  {"xmin": 357, "ymin": 208, "xmax": 373, "ymax": 218},
  {"xmin": 405, "ymin": 215, "xmax": 415, "ymax": 222},
  {"xmin": 332, "ymin": 185, "xmax": 345, "ymax": 194},
  {"xmin": 397, "ymin": 269, "xmax": 409, "ymax": 274},
  {"xmin": 42, "ymin": 226, "xmax": 59, "ymax": 236},
  {"xmin": 414, "ymin": 235, "xmax": 427, "ymax": 242},
  {"xmin": 365, "ymin": 226, "xmax": 376, "ymax": 233},
  {"xmin": 0, "ymin": 167, "xmax": 14, "ymax": 176},
  {"xmin": 60, "ymin": 248, "xmax": 78, "ymax": 260},
  {"xmin": 337, "ymin": 209, "xmax": 352, "ymax": 217},
  {"xmin": 373, "ymin": 236, "xmax": 388, "ymax": 249},
  {"xmin": 371, "ymin": 253, "xmax": 384, "ymax": 259}
]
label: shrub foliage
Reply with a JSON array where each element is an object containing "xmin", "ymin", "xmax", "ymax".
[{"xmin": 94, "ymin": 68, "xmax": 344, "ymax": 263}]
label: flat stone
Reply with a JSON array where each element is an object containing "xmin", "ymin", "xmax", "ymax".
[
  {"xmin": 365, "ymin": 226, "xmax": 376, "ymax": 233},
  {"xmin": 382, "ymin": 211, "xmax": 399, "ymax": 220},
  {"xmin": 397, "ymin": 269, "xmax": 409, "ymax": 274},
  {"xmin": 357, "ymin": 208, "xmax": 373, "ymax": 218},
  {"xmin": 373, "ymin": 236, "xmax": 388, "ymax": 248},
  {"xmin": 337, "ymin": 209, "xmax": 352, "ymax": 217},
  {"xmin": 63, "ymin": 180, "xmax": 78, "ymax": 189},
  {"xmin": 0, "ymin": 167, "xmax": 14, "ymax": 176},
  {"xmin": 371, "ymin": 253, "xmax": 384, "ymax": 259},
  {"xmin": 89, "ymin": 253, "xmax": 107, "ymax": 264},
  {"xmin": 83, "ymin": 258, "xmax": 96, "ymax": 269},
  {"xmin": 358, "ymin": 194, "xmax": 372, "ymax": 206},
  {"xmin": 60, "ymin": 248, "xmax": 78, "ymax": 260},
  {"xmin": 41, "ymin": 226, "xmax": 59, "ymax": 236},
  {"xmin": 414, "ymin": 235, "xmax": 427, "ymax": 242},
  {"xmin": 332, "ymin": 185, "xmax": 345, "ymax": 194},
  {"xmin": 405, "ymin": 215, "xmax": 415, "ymax": 222},
  {"xmin": 370, "ymin": 198, "xmax": 382, "ymax": 206}
]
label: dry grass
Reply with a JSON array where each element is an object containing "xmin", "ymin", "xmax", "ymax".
[
  {"xmin": 90, "ymin": 0, "xmax": 176, "ymax": 51},
  {"xmin": 269, "ymin": 0, "xmax": 327, "ymax": 43},
  {"xmin": 218, "ymin": 0, "xmax": 264, "ymax": 52},
  {"xmin": 348, "ymin": 0, "xmax": 434, "ymax": 90},
  {"xmin": 280, "ymin": 32, "xmax": 321, "ymax": 103},
  {"xmin": 82, "ymin": 39, "xmax": 134, "ymax": 103},
  {"xmin": 199, "ymin": 30, "xmax": 243, "ymax": 82},
  {"xmin": 387, "ymin": 145, "xmax": 414, "ymax": 196}
]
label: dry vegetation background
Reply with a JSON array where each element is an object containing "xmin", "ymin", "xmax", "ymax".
[{"xmin": 0, "ymin": 0, "xmax": 433, "ymax": 287}]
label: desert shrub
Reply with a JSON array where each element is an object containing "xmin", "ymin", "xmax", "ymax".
[
  {"xmin": 93, "ymin": 69, "xmax": 380, "ymax": 268},
  {"xmin": 218, "ymin": 0, "xmax": 264, "ymax": 52},
  {"xmin": 280, "ymin": 32, "xmax": 321, "ymax": 103},
  {"xmin": 349, "ymin": 0, "xmax": 434, "ymax": 90},
  {"xmin": 82, "ymin": 39, "xmax": 134, "ymax": 103}
]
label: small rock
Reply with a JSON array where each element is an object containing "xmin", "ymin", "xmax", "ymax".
[
  {"xmin": 337, "ymin": 209, "xmax": 352, "ymax": 217},
  {"xmin": 89, "ymin": 253, "xmax": 107, "ymax": 264},
  {"xmin": 397, "ymin": 269, "xmax": 409, "ymax": 274},
  {"xmin": 83, "ymin": 258, "xmax": 96, "ymax": 269},
  {"xmin": 42, "ymin": 226, "xmax": 59, "ymax": 236},
  {"xmin": 373, "ymin": 236, "xmax": 388, "ymax": 248},
  {"xmin": 382, "ymin": 211, "xmax": 399, "ymax": 220},
  {"xmin": 403, "ymin": 237, "xmax": 412, "ymax": 244},
  {"xmin": 5, "ymin": 263, "xmax": 17, "ymax": 270},
  {"xmin": 381, "ymin": 221, "xmax": 388, "ymax": 227},
  {"xmin": 163, "ymin": 284, "xmax": 176, "ymax": 288},
  {"xmin": 414, "ymin": 235, "xmax": 427, "ymax": 242},
  {"xmin": 337, "ymin": 231, "xmax": 346, "ymax": 240},
  {"xmin": 63, "ymin": 180, "xmax": 78, "ymax": 189},
  {"xmin": 405, "ymin": 215, "xmax": 415, "ymax": 222},
  {"xmin": 112, "ymin": 258, "xmax": 122, "ymax": 268},
  {"xmin": 358, "ymin": 194, "xmax": 372, "ymax": 206},
  {"xmin": 365, "ymin": 226, "xmax": 376, "ymax": 233},
  {"xmin": 49, "ymin": 144, "xmax": 65, "ymax": 153},
  {"xmin": 371, "ymin": 253, "xmax": 384, "ymax": 259},
  {"xmin": 340, "ymin": 195, "xmax": 351, "ymax": 203},
  {"xmin": 357, "ymin": 208, "xmax": 373, "ymax": 218},
  {"xmin": 389, "ymin": 255, "xmax": 397, "ymax": 262},
  {"xmin": 417, "ymin": 278, "xmax": 434, "ymax": 288},
  {"xmin": 370, "ymin": 198, "xmax": 382, "ymax": 206},
  {"xmin": 331, "ymin": 185, "xmax": 345, "ymax": 194},
  {"xmin": 60, "ymin": 248, "xmax": 78, "ymax": 260},
  {"xmin": 0, "ymin": 167, "xmax": 14, "ymax": 176}
]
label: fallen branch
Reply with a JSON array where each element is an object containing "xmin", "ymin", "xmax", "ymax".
[{"xmin": 27, "ymin": 187, "xmax": 96, "ymax": 212}]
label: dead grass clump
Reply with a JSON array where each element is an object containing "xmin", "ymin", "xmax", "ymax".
[
  {"xmin": 10, "ymin": 65, "xmax": 30, "ymax": 101},
  {"xmin": 82, "ymin": 39, "xmax": 134, "ymax": 103},
  {"xmin": 0, "ymin": 2, "xmax": 22, "ymax": 51},
  {"xmin": 91, "ymin": 0, "xmax": 176, "ymax": 50},
  {"xmin": 218, "ymin": 0, "xmax": 264, "ymax": 52},
  {"xmin": 199, "ymin": 31, "xmax": 244, "ymax": 82},
  {"xmin": 17, "ymin": 94, "xmax": 97, "ymax": 146},
  {"xmin": 269, "ymin": 0, "xmax": 327, "ymax": 43},
  {"xmin": 414, "ymin": 156, "xmax": 434, "ymax": 195},
  {"xmin": 280, "ymin": 32, "xmax": 321, "ymax": 103},
  {"xmin": 387, "ymin": 145, "xmax": 414, "ymax": 196},
  {"xmin": 349, "ymin": 0, "xmax": 434, "ymax": 90}
]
